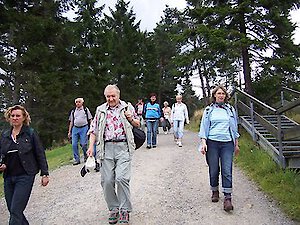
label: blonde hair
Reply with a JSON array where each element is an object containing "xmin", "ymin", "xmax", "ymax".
[
  {"xmin": 176, "ymin": 95, "xmax": 182, "ymax": 100},
  {"xmin": 4, "ymin": 105, "xmax": 31, "ymax": 126}
]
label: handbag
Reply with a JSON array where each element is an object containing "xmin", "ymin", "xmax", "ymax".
[
  {"xmin": 125, "ymin": 102, "xmax": 146, "ymax": 149},
  {"xmin": 133, "ymin": 127, "xmax": 146, "ymax": 149},
  {"xmin": 85, "ymin": 156, "xmax": 96, "ymax": 172}
]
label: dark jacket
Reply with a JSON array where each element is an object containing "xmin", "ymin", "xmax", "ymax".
[{"xmin": 0, "ymin": 125, "xmax": 49, "ymax": 178}]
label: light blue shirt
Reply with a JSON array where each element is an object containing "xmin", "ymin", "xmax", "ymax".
[
  {"xmin": 198, "ymin": 103, "xmax": 240, "ymax": 145},
  {"xmin": 208, "ymin": 107, "xmax": 232, "ymax": 142}
]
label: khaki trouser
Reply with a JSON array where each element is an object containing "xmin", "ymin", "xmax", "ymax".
[{"xmin": 101, "ymin": 142, "xmax": 132, "ymax": 211}]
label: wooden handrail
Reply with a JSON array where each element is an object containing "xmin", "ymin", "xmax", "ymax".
[
  {"xmin": 235, "ymin": 88, "xmax": 277, "ymax": 113},
  {"xmin": 283, "ymin": 87, "xmax": 300, "ymax": 95},
  {"xmin": 276, "ymin": 98, "xmax": 300, "ymax": 114}
]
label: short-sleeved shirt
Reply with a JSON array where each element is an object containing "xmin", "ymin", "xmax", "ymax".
[
  {"xmin": 104, "ymin": 105, "xmax": 127, "ymax": 141},
  {"xmin": 89, "ymin": 102, "xmax": 138, "ymax": 141},
  {"xmin": 69, "ymin": 107, "xmax": 92, "ymax": 127}
]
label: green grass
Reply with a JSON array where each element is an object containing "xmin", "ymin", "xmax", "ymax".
[
  {"xmin": 235, "ymin": 130, "xmax": 300, "ymax": 222},
  {"xmin": 0, "ymin": 144, "xmax": 73, "ymax": 197}
]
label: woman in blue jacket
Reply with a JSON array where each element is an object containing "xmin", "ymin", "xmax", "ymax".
[
  {"xmin": 198, "ymin": 85, "xmax": 240, "ymax": 212},
  {"xmin": 144, "ymin": 93, "xmax": 161, "ymax": 148}
]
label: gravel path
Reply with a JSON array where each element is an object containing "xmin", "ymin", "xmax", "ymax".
[{"xmin": 0, "ymin": 129, "xmax": 298, "ymax": 225}]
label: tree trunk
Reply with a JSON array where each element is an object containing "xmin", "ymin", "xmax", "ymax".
[{"xmin": 238, "ymin": 0, "xmax": 253, "ymax": 95}]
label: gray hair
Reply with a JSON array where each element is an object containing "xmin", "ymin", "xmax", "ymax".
[
  {"xmin": 104, "ymin": 84, "xmax": 120, "ymax": 96},
  {"xmin": 75, "ymin": 98, "xmax": 84, "ymax": 103}
]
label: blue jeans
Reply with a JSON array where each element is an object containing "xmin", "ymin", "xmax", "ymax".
[
  {"xmin": 146, "ymin": 120, "xmax": 159, "ymax": 146},
  {"xmin": 173, "ymin": 120, "xmax": 184, "ymax": 139},
  {"xmin": 4, "ymin": 174, "xmax": 35, "ymax": 225},
  {"xmin": 206, "ymin": 139, "xmax": 234, "ymax": 194},
  {"xmin": 72, "ymin": 125, "xmax": 88, "ymax": 162}
]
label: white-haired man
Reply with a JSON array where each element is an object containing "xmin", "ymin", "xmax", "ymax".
[
  {"xmin": 87, "ymin": 85, "xmax": 140, "ymax": 225},
  {"xmin": 68, "ymin": 97, "xmax": 92, "ymax": 165}
]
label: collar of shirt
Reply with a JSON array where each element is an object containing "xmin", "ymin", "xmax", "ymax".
[
  {"xmin": 106, "ymin": 103, "xmax": 121, "ymax": 110},
  {"xmin": 76, "ymin": 106, "xmax": 84, "ymax": 111}
]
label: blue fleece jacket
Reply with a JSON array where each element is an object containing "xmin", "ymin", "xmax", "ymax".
[{"xmin": 144, "ymin": 102, "xmax": 161, "ymax": 119}]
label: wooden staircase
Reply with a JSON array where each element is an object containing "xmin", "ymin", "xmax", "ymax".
[
  {"xmin": 239, "ymin": 115, "xmax": 300, "ymax": 168},
  {"xmin": 234, "ymin": 87, "xmax": 300, "ymax": 169}
]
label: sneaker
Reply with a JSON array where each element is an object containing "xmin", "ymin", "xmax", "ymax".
[
  {"xmin": 73, "ymin": 160, "xmax": 80, "ymax": 165},
  {"xmin": 108, "ymin": 209, "xmax": 119, "ymax": 224},
  {"xmin": 164, "ymin": 131, "xmax": 168, "ymax": 135},
  {"xmin": 178, "ymin": 142, "xmax": 182, "ymax": 147},
  {"xmin": 146, "ymin": 145, "xmax": 151, "ymax": 149},
  {"xmin": 152, "ymin": 145, "xmax": 157, "ymax": 148},
  {"xmin": 211, "ymin": 191, "xmax": 219, "ymax": 202},
  {"xmin": 119, "ymin": 210, "xmax": 129, "ymax": 225},
  {"xmin": 223, "ymin": 197, "xmax": 234, "ymax": 212}
]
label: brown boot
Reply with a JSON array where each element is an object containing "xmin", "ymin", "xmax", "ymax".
[
  {"xmin": 223, "ymin": 197, "xmax": 234, "ymax": 212},
  {"xmin": 211, "ymin": 191, "xmax": 219, "ymax": 202}
]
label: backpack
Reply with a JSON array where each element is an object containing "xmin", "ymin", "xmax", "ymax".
[{"xmin": 70, "ymin": 107, "xmax": 91, "ymax": 128}]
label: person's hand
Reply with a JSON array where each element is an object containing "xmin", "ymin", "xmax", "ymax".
[
  {"xmin": 87, "ymin": 146, "xmax": 94, "ymax": 157},
  {"xmin": 234, "ymin": 145, "xmax": 240, "ymax": 156},
  {"xmin": 186, "ymin": 121, "xmax": 190, "ymax": 125},
  {"xmin": 41, "ymin": 176, "xmax": 49, "ymax": 187},
  {"xmin": 124, "ymin": 110, "xmax": 133, "ymax": 121},
  {"xmin": 0, "ymin": 164, "xmax": 6, "ymax": 172},
  {"xmin": 68, "ymin": 132, "xmax": 71, "ymax": 140},
  {"xmin": 201, "ymin": 143, "xmax": 207, "ymax": 155}
]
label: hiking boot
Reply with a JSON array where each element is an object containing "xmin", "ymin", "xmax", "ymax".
[
  {"xmin": 223, "ymin": 197, "xmax": 234, "ymax": 212},
  {"xmin": 119, "ymin": 210, "xmax": 129, "ymax": 225},
  {"xmin": 211, "ymin": 191, "xmax": 219, "ymax": 202},
  {"xmin": 108, "ymin": 209, "xmax": 119, "ymax": 224}
]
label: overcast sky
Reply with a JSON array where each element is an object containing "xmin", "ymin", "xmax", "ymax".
[
  {"xmin": 99, "ymin": 0, "xmax": 300, "ymax": 44},
  {"xmin": 99, "ymin": 0, "xmax": 186, "ymax": 31}
]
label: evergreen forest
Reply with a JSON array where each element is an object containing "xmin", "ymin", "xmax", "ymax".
[{"xmin": 0, "ymin": 0, "xmax": 299, "ymax": 147}]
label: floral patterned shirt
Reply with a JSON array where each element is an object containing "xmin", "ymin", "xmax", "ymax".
[{"xmin": 104, "ymin": 105, "xmax": 127, "ymax": 141}]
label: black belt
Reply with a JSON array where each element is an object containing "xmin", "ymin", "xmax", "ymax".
[
  {"xmin": 74, "ymin": 124, "xmax": 88, "ymax": 128},
  {"xmin": 105, "ymin": 139, "xmax": 127, "ymax": 143}
]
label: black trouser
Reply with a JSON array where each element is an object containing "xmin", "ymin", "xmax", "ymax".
[{"xmin": 162, "ymin": 118, "xmax": 171, "ymax": 132}]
